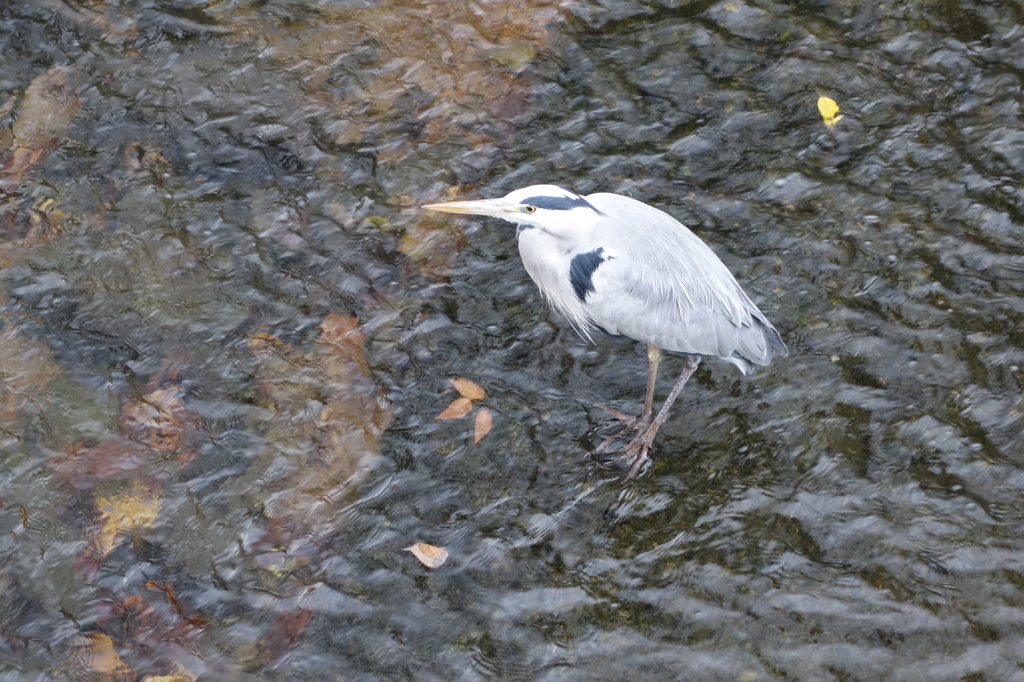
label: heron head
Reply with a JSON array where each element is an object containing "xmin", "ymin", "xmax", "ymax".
[{"xmin": 423, "ymin": 185, "xmax": 603, "ymax": 237}]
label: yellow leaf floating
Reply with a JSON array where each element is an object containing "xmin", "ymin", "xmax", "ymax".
[
  {"xmin": 404, "ymin": 542, "xmax": 449, "ymax": 568},
  {"xmin": 474, "ymin": 408, "xmax": 493, "ymax": 444},
  {"xmin": 817, "ymin": 96, "xmax": 843, "ymax": 128},
  {"xmin": 435, "ymin": 397, "xmax": 474, "ymax": 420},
  {"xmin": 449, "ymin": 377, "xmax": 485, "ymax": 401}
]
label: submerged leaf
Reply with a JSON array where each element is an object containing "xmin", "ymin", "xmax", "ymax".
[
  {"xmin": 71, "ymin": 633, "xmax": 130, "ymax": 675},
  {"xmin": 449, "ymin": 377, "xmax": 486, "ymax": 401},
  {"xmin": 404, "ymin": 542, "xmax": 449, "ymax": 568},
  {"xmin": 243, "ymin": 313, "xmax": 393, "ymax": 543},
  {"xmin": 264, "ymin": 608, "xmax": 314, "ymax": 669},
  {"xmin": 1, "ymin": 65, "xmax": 82, "ymax": 189},
  {"xmin": 319, "ymin": 313, "xmax": 370, "ymax": 374},
  {"xmin": 51, "ymin": 439, "xmax": 150, "ymax": 490},
  {"xmin": 817, "ymin": 96, "xmax": 843, "ymax": 128},
  {"xmin": 474, "ymin": 408, "xmax": 493, "ymax": 444},
  {"xmin": 0, "ymin": 322, "xmax": 61, "ymax": 437},
  {"xmin": 436, "ymin": 397, "xmax": 474, "ymax": 420},
  {"xmin": 398, "ymin": 220, "xmax": 467, "ymax": 279},
  {"xmin": 88, "ymin": 482, "xmax": 162, "ymax": 567},
  {"xmin": 146, "ymin": 580, "xmax": 207, "ymax": 628},
  {"xmin": 120, "ymin": 384, "xmax": 202, "ymax": 468}
]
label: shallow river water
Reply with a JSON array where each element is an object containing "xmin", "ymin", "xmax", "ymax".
[{"xmin": 1, "ymin": 1, "xmax": 1024, "ymax": 680}]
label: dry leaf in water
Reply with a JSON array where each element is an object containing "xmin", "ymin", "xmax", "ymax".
[
  {"xmin": 1, "ymin": 65, "xmax": 82, "ymax": 190},
  {"xmin": 70, "ymin": 632, "xmax": 130, "ymax": 676},
  {"xmin": 449, "ymin": 377, "xmax": 485, "ymax": 401},
  {"xmin": 146, "ymin": 580, "xmax": 207, "ymax": 628},
  {"xmin": 817, "ymin": 96, "xmax": 843, "ymax": 128},
  {"xmin": 244, "ymin": 312, "xmax": 394, "ymax": 539},
  {"xmin": 263, "ymin": 608, "xmax": 314, "ymax": 669},
  {"xmin": 398, "ymin": 221, "xmax": 467, "ymax": 278},
  {"xmin": 474, "ymin": 408, "xmax": 493, "ymax": 444},
  {"xmin": 119, "ymin": 385, "xmax": 202, "ymax": 468},
  {"xmin": 318, "ymin": 313, "xmax": 370, "ymax": 374},
  {"xmin": 0, "ymin": 322, "xmax": 61, "ymax": 436},
  {"xmin": 404, "ymin": 542, "xmax": 449, "ymax": 568},
  {"xmin": 85, "ymin": 482, "xmax": 162, "ymax": 571},
  {"xmin": 435, "ymin": 397, "xmax": 473, "ymax": 420}
]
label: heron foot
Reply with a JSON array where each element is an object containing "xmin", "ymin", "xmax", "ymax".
[
  {"xmin": 594, "ymin": 406, "xmax": 651, "ymax": 455},
  {"xmin": 597, "ymin": 404, "xmax": 642, "ymax": 424},
  {"xmin": 616, "ymin": 432, "xmax": 655, "ymax": 480},
  {"xmin": 594, "ymin": 407, "xmax": 657, "ymax": 478}
]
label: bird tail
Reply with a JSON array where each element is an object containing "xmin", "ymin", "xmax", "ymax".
[{"xmin": 730, "ymin": 313, "xmax": 787, "ymax": 374}]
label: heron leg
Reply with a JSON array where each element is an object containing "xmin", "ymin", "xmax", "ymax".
[
  {"xmin": 595, "ymin": 345, "xmax": 662, "ymax": 453},
  {"xmin": 642, "ymin": 344, "xmax": 662, "ymax": 422},
  {"xmin": 620, "ymin": 355, "xmax": 701, "ymax": 479}
]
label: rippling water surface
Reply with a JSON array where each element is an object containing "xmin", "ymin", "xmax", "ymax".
[{"xmin": 1, "ymin": 0, "xmax": 1023, "ymax": 679}]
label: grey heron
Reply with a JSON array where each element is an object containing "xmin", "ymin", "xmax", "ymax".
[{"xmin": 424, "ymin": 185, "xmax": 787, "ymax": 478}]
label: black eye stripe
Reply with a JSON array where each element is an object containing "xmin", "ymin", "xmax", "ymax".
[{"xmin": 520, "ymin": 195, "xmax": 598, "ymax": 212}]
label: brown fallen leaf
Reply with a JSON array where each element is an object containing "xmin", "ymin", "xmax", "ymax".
[
  {"xmin": 264, "ymin": 607, "xmax": 313, "ymax": 671},
  {"xmin": 0, "ymin": 65, "xmax": 82, "ymax": 190},
  {"xmin": 51, "ymin": 439, "xmax": 151, "ymax": 490},
  {"xmin": 146, "ymin": 580, "xmax": 206, "ymax": 628},
  {"xmin": 318, "ymin": 313, "xmax": 370, "ymax": 375},
  {"xmin": 123, "ymin": 141, "xmax": 170, "ymax": 172},
  {"xmin": 69, "ymin": 632, "xmax": 130, "ymax": 676},
  {"xmin": 398, "ymin": 220, "xmax": 467, "ymax": 279},
  {"xmin": 89, "ymin": 589, "xmax": 204, "ymax": 675},
  {"xmin": 474, "ymin": 408, "xmax": 493, "ymax": 444},
  {"xmin": 404, "ymin": 542, "xmax": 449, "ymax": 568},
  {"xmin": 0, "ymin": 321, "xmax": 61, "ymax": 439},
  {"xmin": 449, "ymin": 377, "xmax": 485, "ymax": 401},
  {"xmin": 80, "ymin": 482, "xmax": 161, "ymax": 575},
  {"xmin": 119, "ymin": 385, "xmax": 202, "ymax": 469},
  {"xmin": 435, "ymin": 397, "xmax": 473, "ymax": 420},
  {"xmin": 243, "ymin": 313, "xmax": 394, "ymax": 544}
]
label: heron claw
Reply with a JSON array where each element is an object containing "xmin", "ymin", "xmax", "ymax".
[
  {"xmin": 601, "ymin": 431, "xmax": 654, "ymax": 479},
  {"xmin": 595, "ymin": 405, "xmax": 651, "ymax": 452},
  {"xmin": 597, "ymin": 405, "xmax": 641, "ymax": 423},
  {"xmin": 594, "ymin": 409, "xmax": 656, "ymax": 478}
]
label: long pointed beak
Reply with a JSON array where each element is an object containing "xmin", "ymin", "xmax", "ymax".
[{"xmin": 422, "ymin": 198, "xmax": 519, "ymax": 218}]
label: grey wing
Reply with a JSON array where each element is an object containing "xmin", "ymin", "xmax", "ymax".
[{"xmin": 580, "ymin": 232, "xmax": 786, "ymax": 372}]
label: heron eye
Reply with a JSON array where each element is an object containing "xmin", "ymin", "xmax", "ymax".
[{"xmin": 523, "ymin": 205, "xmax": 537, "ymax": 213}]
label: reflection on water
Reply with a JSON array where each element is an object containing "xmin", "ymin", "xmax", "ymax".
[{"xmin": 1, "ymin": 0, "xmax": 1023, "ymax": 679}]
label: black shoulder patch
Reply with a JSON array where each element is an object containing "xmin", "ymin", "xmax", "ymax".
[
  {"xmin": 569, "ymin": 248, "xmax": 606, "ymax": 302},
  {"xmin": 521, "ymin": 194, "xmax": 599, "ymax": 213}
]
